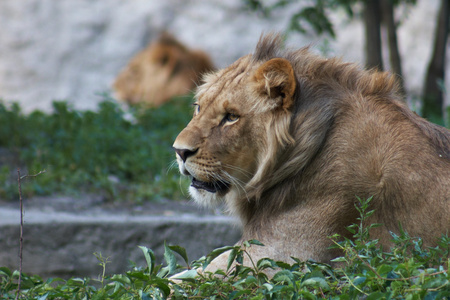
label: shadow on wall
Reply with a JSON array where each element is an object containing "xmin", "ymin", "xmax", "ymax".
[{"xmin": 113, "ymin": 32, "xmax": 215, "ymax": 107}]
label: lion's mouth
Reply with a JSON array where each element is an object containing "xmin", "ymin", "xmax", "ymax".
[{"xmin": 191, "ymin": 178, "xmax": 230, "ymax": 194}]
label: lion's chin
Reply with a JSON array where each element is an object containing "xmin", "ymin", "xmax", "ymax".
[{"xmin": 189, "ymin": 185, "xmax": 226, "ymax": 208}]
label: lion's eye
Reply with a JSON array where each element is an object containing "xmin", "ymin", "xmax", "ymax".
[
  {"xmin": 225, "ymin": 113, "xmax": 239, "ymax": 123},
  {"xmin": 193, "ymin": 103, "xmax": 200, "ymax": 116}
]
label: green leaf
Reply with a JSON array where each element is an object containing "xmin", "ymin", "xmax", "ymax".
[
  {"xmin": 0, "ymin": 267, "xmax": 12, "ymax": 277},
  {"xmin": 377, "ymin": 264, "xmax": 393, "ymax": 276},
  {"xmin": 424, "ymin": 292, "xmax": 436, "ymax": 300},
  {"xmin": 168, "ymin": 245, "xmax": 189, "ymax": 266},
  {"xmin": 244, "ymin": 275, "xmax": 257, "ymax": 285},
  {"xmin": 150, "ymin": 278, "xmax": 171, "ymax": 297},
  {"xmin": 308, "ymin": 269, "xmax": 326, "ymax": 279},
  {"xmin": 247, "ymin": 239, "xmax": 265, "ymax": 247},
  {"xmin": 203, "ymin": 245, "xmax": 236, "ymax": 270},
  {"xmin": 126, "ymin": 270, "xmax": 149, "ymax": 281},
  {"xmin": 229, "ymin": 290, "xmax": 251, "ymax": 299},
  {"xmin": 138, "ymin": 245, "xmax": 155, "ymax": 274},
  {"xmin": 422, "ymin": 278, "xmax": 449, "ymax": 290},
  {"xmin": 272, "ymin": 270, "xmax": 294, "ymax": 284},
  {"xmin": 236, "ymin": 251, "xmax": 244, "ymax": 265},
  {"xmin": 157, "ymin": 266, "xmax": 170, "ymax": 278},
  {"xmin": 366, "ymin": 292, "xmax": 387, "ymax": 300},
  {"xmin": 66, "ymin": 277, "xmax": 86, "ymax": 287},
  {"xmin": 140, "ymin": 291, "xmax": 152, "ymax": 300},
  {"xmin": 170, "ymin": 269, "xmax": 198, "ymax": 282},
  {"xmin": 352, "ymin": 276, "xmax": 366, "ymax": 286},
  {"xmin": 37, "ymin": 294, "xmax": 49, "ymax": 300},
  {"xmin": 298, "ymin": 290, "xmax": 317, "ymax": 300},
  {"xmin": 164, "ymin": 242, "xmax": 177, "ymax": 275},
  {"xmin": 257, "ymin": 258, "xmax": 275, "ymax": 270},
  {"xmin": 301, "ymin": 277, "xmax": 330, "ymax": 291},
  {"xmin": 45, "ymin": 277, "xmax": 65, "ymax": 285},
  {"xmin": 275, "ymin": 260, "xmax": 292, "ymax": 269},
  {"xmin": 227, "ymin": 248, "xmax": 238, "ymax": 271},
  {"xmin": 330, "ymin": 257, "xmax": 347, "ymax": 263},
  {"xmin": 110, "ymin": 274, "xmax": 131, "ymax": 286}
]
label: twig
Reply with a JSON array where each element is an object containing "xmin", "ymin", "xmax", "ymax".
[
  {"xmin": 342, "ymin": 270, "xmax": 369, "ymax": 296},
  {"xmin": 16, "ymin": 169, "xmax": 23, "ymax": 300},
  {"xmin": 15, "ymin": 168, "xmax": 46, "ymax": 300},
  {"xmin": 20, "ymin": 169, "xmax": 46, "ymax": 180}
]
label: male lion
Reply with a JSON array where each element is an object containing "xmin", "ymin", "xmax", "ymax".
[
  {"xmin": 113, "ymin": 33, "xmax": 214, "ymax": 107},
  {"xmin": 173, "ymin": 34, "xmax": 450, "ymax": 271}
]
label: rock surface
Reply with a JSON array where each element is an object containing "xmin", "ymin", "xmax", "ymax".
[
  {"xmin": 0, "ymin": 0, "xmax": 447, "ymax": 112},
  {"xmin": 0, "ymin": 195, "xmax": 240, "ymax": 279}
]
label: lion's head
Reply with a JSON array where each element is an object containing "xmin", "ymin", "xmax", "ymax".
[
  {"xmin": 113, "ymin": 33, "xmax": 214, "ymax": 107},
  {"xmin": 172, "ymin": 49, "xmax": 298, "ymax": 215},
  {"xmin": 173, "ymin": 34, "xmax": 450, "ymax": 267}
]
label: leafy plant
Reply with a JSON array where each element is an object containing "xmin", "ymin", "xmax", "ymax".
[{"xmin": 2, "ymin": 197, "xmax": 448, "ymax": 299}]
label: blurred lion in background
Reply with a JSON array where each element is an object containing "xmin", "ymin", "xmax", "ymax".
[{"xmin": 113, "ymin": 33, "xmax": 215, "ymax": 107}]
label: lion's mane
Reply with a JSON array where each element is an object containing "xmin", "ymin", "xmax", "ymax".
[{"xmin": 238, "ymin": 35, "xmax": 450, "ymax": 236}]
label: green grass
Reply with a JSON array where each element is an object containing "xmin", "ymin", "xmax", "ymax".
[
  {"xmin": 1, "ymin": 197, "xmax": 449, "ymax": 299},
  {"xmin": 0, "ymin": 95, "xmax": 193, "ymax": 203}
]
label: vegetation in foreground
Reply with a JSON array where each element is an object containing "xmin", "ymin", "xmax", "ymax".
[
  {"xmin": 0, "ymin": 95, "xmax": 193, "ymax": 203},
  {"xmin": 1, "ymin": 197, "xmax": 449, "ymax": 299}
]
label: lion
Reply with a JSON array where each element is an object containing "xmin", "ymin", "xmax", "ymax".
[
  {"xmin": 172, "ymin": 33, "xmax": 450, "ymax": 272},
  {"xmin": 113, "ymin": 33, "xmax": 215, "ymax": 107}
]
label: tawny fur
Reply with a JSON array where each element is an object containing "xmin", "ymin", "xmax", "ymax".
[
  {"xmin": 173, "ymin": 33, "xmax": 450, "ymax": 271},
  {"xmin": 113, "ymin": 33, "xmax": 215, "ymax": 107}
]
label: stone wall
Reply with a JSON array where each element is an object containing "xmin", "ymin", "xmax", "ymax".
[
  {"xmin": 0, "ymin": 216, "xmax": 240, "ymax": 279},
  {"xmin": 0, "ymin": 198, "xmax": 241, "ymax": 279},
  {"xmin": 0, "ymin": 0, "xmax": 447, "ymax": 112}
]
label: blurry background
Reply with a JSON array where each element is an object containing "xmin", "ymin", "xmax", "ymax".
[{"xmin": 0, "ymin": 0, "xmax": 448, "ymax": 113}]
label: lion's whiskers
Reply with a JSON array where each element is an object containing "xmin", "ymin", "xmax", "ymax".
[
  {"xmin": 222, "ymin": 163, "xmax": 253, "ymax": 177},
  {"xmin": 167, "ymin": 159, "xmax": 189, "ymax": 197},
  {"xmin": 221, "ymin": 170, "xmax": 251, "ymax": 203},
  {"xmin": 167, "ymin": 159, "xmax": 179, "ymax": 173}
]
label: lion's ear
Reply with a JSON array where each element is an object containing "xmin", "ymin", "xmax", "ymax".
[{"xmin": 252, "ymin": 58, "xmax": 296, "ymax": 111}]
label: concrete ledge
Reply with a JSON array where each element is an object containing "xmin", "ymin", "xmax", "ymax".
[{"xmin": 0, "ymin": 198, "xmax": 240, "ymax": 279}]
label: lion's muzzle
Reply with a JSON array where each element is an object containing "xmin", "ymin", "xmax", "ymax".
[
  {"xmin": 174, "ymin": 147, "xmax": 198, "ymax": 163},
  {"xmin": 173, "ymin": 147, "xmax": 231, "ymax": 194}
]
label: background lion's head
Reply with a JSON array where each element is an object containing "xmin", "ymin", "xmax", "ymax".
[{"xmin": 113, "ymin": 33, "xmax": 215, "ymax": 107}]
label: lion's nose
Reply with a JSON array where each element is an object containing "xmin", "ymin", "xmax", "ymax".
[{"xmin": 174, "ymin": 147, "xmax": 198, "ymax": 162}]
